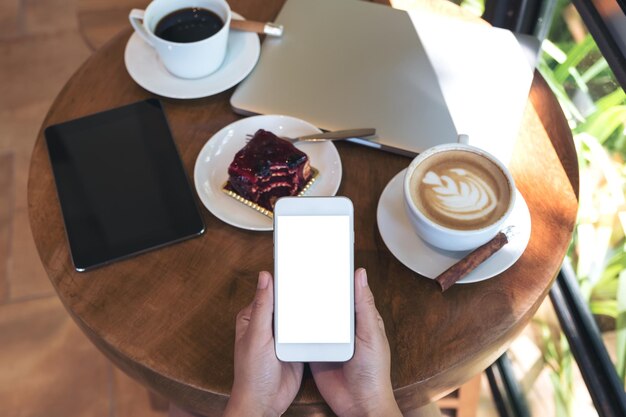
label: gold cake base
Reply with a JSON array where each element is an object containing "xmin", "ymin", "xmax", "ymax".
[{"xmin": 222, "ymin": 167, "xmax": 319, "ymax": 219}]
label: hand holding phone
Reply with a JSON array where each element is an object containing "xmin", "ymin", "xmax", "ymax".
[
  {"xmin": 274, "ymin": 196, "xmax": 355, "ymax": 362},
  {"xmin": 224, "ymin": 267, "xmax": 401, "ymax": 416},
  {"xmin": 310, "ymin": 269, "xmax": 403, "ymax": 417},
  {"xmin": 224, "ymin": 272, "xmax": 304, "ymax": 417}
]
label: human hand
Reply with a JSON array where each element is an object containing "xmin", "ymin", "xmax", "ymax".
[
  {"xmin": 223, "ymin": 271, "xmax": 304, "ymax": 417},
  {"xmin": 310, "ymin": 268, "xmax": 402, "ymax": 417}
]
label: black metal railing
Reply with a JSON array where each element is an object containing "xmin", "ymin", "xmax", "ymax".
[
  {"xmin": 570, "ymin": 0, "xmax": 626, "ymax": 89},
  {"xmin": 484, "ymin": 0, "xmax": 556, "ymax": 41},
  {"xmin": 487, "ymin": 261, "xmax": 626, "ymax": 417},
  {"xmin": 486, "ymin": 354, "xmax": 531, "ymax": 417},
  {"xmin": 549, "ymin": 261, "xmax": 626, "ymax": 417}
]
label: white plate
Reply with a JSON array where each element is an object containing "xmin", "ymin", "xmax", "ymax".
[
  {"xmin": 124, "ymin": 13, "xmax": 260, "ymax": 99},
  {"xmin": 377, "ymin": 169, "xmax": 531, "ymax": 283},
  {"xmin": 194, "ymin": 115, "xmax": 343, "ymax": 231}
]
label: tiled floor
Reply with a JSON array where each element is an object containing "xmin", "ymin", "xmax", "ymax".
[{"xmin": 0, "ymin": 1, "xmax": 500, "ymax": 416}]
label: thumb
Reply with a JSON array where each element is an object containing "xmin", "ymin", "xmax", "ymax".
[
  {"xmin": 248, "ymin": 271, "xmax": 274, "ymax": 338},
  {"xmin": 354, "ymin": 268, "xmax": 386, "ymax": 340}
]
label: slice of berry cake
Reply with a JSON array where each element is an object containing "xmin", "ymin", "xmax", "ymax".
[{"xmin": 225, "ymin": 129, "xmax": 313, "ymax": 211}]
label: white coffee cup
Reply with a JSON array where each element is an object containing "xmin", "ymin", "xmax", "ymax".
[
  {"xmin": 403, "ymin": 143, "xmax": 516, "ymax": 251},
  {"xmin": 129, "ymin": 0, "xmax": 231, "ymax": 79}
]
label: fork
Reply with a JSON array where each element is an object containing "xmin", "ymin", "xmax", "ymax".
[{"xmin": 245, "ymin": 128, "xmax": 376, "ymax": 143}]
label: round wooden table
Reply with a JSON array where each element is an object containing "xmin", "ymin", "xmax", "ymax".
[{"xmin": 30, "ymin": 1, "xmax": 579, "ymax": 415}]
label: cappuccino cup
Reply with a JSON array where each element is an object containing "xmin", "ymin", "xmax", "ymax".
[
  {"xmin": 129, "ymin": 0, "xmax": 231, "ymax": 79},
  {"xmin": 403, "ymin": 143, "xmax": 516, "ymax": 251}
]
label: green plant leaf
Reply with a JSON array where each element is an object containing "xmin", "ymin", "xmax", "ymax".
[
  {"xmin": 594, "ymin": 247, "xmax": 626, "ymax": 292},
  {"xmin": 613, "ymin": 130, "xmax": 626, "ymax": 153},
  {"xmin": 540, "ymin": 322, "xmax": 561, "ymax": 372},
  {"xmin": 459, "ymin": 0, "xmax": 484, "ymax": 16},
  {"xmin": 539, "ymin": 59, "xmax": 585, "ymax": 122},
  {"xmin": 598, "ymin": 261, "xmax": 621, "ymax": 284},
  {"xmin": 570, "ymin": 67, "xmax": 589, "ymax": 93},
  {"xmin": 594, "ymin": 88, "xmax": 626, "ymax": 111},
  {"xmin": 589, "ymin": 299, "xmax": 618, "ymax": 317},
  {"xmin": 554, "ymin": 34, "xmax": 597, "ymax": 84},
  {"xmin": 576, "ymin": 106, "xmax": 626, "ymax": 143},
  {"xmin": 578, "ymin": 133, "xmax": 625, "ymax": 203},
  {"xmin": 581, "ymin": 57, "xmax": 609, "ymax": 83},
  {"xmin": 617, "ymin": 271, "xmax": 626, "ymax": 384},
  {"xmin": 592, "ymin": 279, "xmax": 619, "ymax": 299}
]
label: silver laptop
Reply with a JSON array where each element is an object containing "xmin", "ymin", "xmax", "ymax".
[{"xmin": 230, "ymin": 0, "xmax": 458, "ymax": 156}]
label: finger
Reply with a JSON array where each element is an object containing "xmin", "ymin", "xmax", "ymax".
[
  {"xmin": 354, "ymin": 268, "xmax": 386, "ymax": 339},
  {"xmin": 309, "ymin": 361, "xmax": 341, "ymax": 376},
  {"xmin": 235, "ymin": 303, "xmax": 253, "ymax": 341},
  {"xmin": 289, "ymin": 361, "xmax": 305, "ymax": 381},
  {"xmin": 247, "ymin": 271, "xmax": 274, "ymax": 338}
]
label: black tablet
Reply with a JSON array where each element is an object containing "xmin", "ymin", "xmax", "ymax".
[{"xmin": 45, "ymin": 99, "xmax": 205, "ymax": 271}]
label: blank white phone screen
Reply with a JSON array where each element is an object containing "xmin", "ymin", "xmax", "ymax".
[{"xmin": 276, "ymin": 215, "xmax": 351, "ymax": 344}]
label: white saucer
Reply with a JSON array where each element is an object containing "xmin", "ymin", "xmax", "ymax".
[
  {"xmin": 194, "ymin": 115, "xmax": 343, "ymax": 231},
  {"xmin": 377, "ymin": 169, "xmax": 531, "ymax": 283},
  {"xmin": 124, "ymin": 13, "xmax": 260, "ymax": 99}
]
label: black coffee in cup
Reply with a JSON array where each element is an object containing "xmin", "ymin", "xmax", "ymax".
[{"xmin": 155, "ymin": 7, "xmax": 224, "ymax": 43}]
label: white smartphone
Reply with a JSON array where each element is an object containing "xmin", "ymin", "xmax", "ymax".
[{"xmin": 273, "ymin": 196, "xmax": 355, "ymax": 362}]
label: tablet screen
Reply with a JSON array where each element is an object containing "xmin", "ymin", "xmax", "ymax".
[{"xmin": 45, "ymin": 99, "xmax": 205, "ymax": 271}]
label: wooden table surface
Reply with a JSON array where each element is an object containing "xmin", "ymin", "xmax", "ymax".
[{"xmin": 29, "ymin": 0, "xmax": 579, "ymax": 415}]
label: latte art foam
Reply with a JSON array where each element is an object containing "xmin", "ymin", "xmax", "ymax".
[
  {"xmin": 409, "ymin": 150, "xmax": 512, "ymax": 231},
  {"xmin": 422, "ymin": 168, "xmax": 498, "ymax": 221}
]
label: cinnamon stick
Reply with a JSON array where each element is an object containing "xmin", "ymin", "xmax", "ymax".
[{"xmin": 435, "ymin": 231, "xmax": 509, "ymax": 292}]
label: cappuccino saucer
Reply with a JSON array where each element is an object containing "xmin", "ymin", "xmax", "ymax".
[
  {"xmin": 377, "ymin": 169, "xmax": 531, "ymax": 283},
  {"xmin": 124, "ymin": 12, "xmax": 260, "ymax": 99}
]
